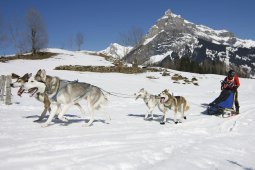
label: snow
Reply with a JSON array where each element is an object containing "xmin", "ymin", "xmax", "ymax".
[
  {"xmin": 234, "ymin": 38, "xmax": 255, "ymax": 48},
  {"xmin": 1, "ymin": 49, "xmax": 255, "ymax": 170},
  {"xmin": 0, "ymin": 50, "xmax": 113, "ymax": 76},
  {"xmin": 99, "ymin": 43, "xmax": 133, "ymax": 59},
  {"xmin": 162, "ymin": 9, "xmax": 181, "ymax": 19},
  {"xmin": 161, "ymin": 15, "xmax": 169, "ymax": 20},
  {"xmin": 196, "ymin": 25, "xmax": 228, "ymax": 36},
  {"xmin": 195, "ymin": 25, "xmax": 233, "ymax": 45},
  {"xmin": 147, "ymin": 51, "xmax": 172, "ymax": 64},
  {"xmin": 42, "ymin": 48, "xmax": 79, "ymax": 55},
  {"xmin": 212, "ymin": 40, "xmax": 221, "ymax": 45},
  {"xmin": 143, "ymin": 34, "xmax": 158, "ymax": 46},
  {"xmin": 195, "ymin": 23, "xmax": 255, "ymax": 48}
]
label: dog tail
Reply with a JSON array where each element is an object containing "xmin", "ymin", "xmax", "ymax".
[
  {"xmin": 94, "ymin": 89, "xmax": 108, "ymax": 110},
  {"xmin": 185, "ymin": 105, "xmax": 190, "ymax": 111},
  {"xmin": 101, "ymin": 92, "xmax": 109, "ymax": 106}
]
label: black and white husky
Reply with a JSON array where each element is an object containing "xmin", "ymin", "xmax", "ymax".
[{"xmin": 23, "ymin": 69, "xmax": 109, "ymax": 127}]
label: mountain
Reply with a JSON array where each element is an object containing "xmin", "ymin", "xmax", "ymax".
[
  {"xmin": 124, "ymin": 10, "xmax": 255, "ymax": 77},
  {"xmin": 98, "ymin": 43, "xmax": 133, "ymax": 59}
]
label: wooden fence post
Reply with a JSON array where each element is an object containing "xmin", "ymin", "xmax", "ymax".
[
  {"xmin": 0, "ymin": 75, "xmax": 2, "ymax": 101},
  {"xmin": 5, "ymin": 75, "xmax": 12, "ymax": 105},
  {"xmin": 0, "ymin": 75, "xmax": 6, "ymax": 102}
]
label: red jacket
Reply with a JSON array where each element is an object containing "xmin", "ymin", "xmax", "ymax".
[{"xmin": 222, "ymin": 75, "xmax": 240, "ymax": 91}]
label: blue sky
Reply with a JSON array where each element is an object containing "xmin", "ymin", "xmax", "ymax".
[{"xmin": 0, "ymin": 0, "xmax": 255, "ymax": 55}]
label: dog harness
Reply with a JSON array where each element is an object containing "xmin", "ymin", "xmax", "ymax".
[{"xmin": 50, "ymin": 80, "xmax": 78, "ymax": 102}]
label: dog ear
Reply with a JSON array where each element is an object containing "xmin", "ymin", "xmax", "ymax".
[
  {"xmin": 22, "ymin": 73, "xmax": 31, "ymax": 81},
  {"xmin": 36, "ymin": 69, "xmax": 42, "ymax": 75},
  {"xmin": 41, "ymin": 69, "xmax": 46, "ymax": 75},
  {"xmin": 41, "ymin": 69, "xmax": 47, "ymax": 82},
  {"xmin": 11, "ymin": 73, "xmax": 20, "ymax": 79}
]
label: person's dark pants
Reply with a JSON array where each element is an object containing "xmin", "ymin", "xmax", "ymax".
[{"xmin": 234, "ymin": 90, "xmax": 240, "ymax": 112}]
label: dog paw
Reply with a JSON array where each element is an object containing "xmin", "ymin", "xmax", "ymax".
[
  {"xmin": 82, "ymin": 123, "xmax": 92, "ymax": 127},
  {"xmin": 160, "ymin": 121, "xmax": 165, "ymax": 125},
  {"xmin": 148, "ymin": 116, "xmax": 154, "ymax": 119},
  {"xmin": 41, "ymin": 123, "xmax": 49, "ymax": 128},
  {"xmin": 60, "ymin": 117, "xmax": 68, "ymax": 122},
  {"xmin": 59, "ymin": 117, "xmax": 68, "ymax": 122},
  {"xmin": 34, "ymin": 119, "xmax": 43, "ymax": 122},
  {"xmin": 144, "ymin": 117, "xmax": 153, "ymax": 121}
]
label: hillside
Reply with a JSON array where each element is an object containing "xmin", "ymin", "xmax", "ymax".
[{"xmin": 0, "ymin": 49, "xmax": 255, "ymax": 170}]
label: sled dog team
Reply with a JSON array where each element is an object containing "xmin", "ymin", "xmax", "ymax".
[{"xmin": 11, "ymin": 69, "xmax": 189, "ymax": 127}]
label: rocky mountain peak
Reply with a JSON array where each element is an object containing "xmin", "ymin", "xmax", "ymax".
[
  {"xmin": 145, "ymin": 9, "xmax": 187, "ymax": 40},
  {"xmin": 124, "ymin": 9, "xmax": 255, "ymax": 77}
]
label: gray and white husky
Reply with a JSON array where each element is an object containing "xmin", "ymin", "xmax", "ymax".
[
  {"xmin": 135, "ymin": 88, "xmax": 167, "ymax": 120},
  {"xmin": 23, "ymin": 69, "xmax": 109, "ymax": 127},
  {"xmin": 11, "ymin": 72, "xmax": 84, "ymax": 122}
]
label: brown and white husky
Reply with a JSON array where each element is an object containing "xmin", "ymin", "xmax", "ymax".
[{"xmin": 159, "ymin": 89, "xmax": 189, "ymax": 124}]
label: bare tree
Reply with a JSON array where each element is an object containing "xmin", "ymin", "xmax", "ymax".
[
  {"xmin": 0, "ymin": 14, "xmax": 8, "ymax": 53},
  {"xmin": 67, "ymin": 34, "xmax": 73, "ymax": 50},
  {"xmin": 9, "ymin": 17, "xmax": 28, "ymax": 54},
  {"xmin": 119, "ymin": 26, "xmax": 145, "ymax": 47},
  {"xmin": 26, "ymin": 8, "xmax": 48, "ymax": 54},
  {"xmin": 75, "ymin": 32, "xmax": 84, "ymax": 51},
  {"xmin": 0, "ymin": 15, "xmax": 3, "ymax": 46}
]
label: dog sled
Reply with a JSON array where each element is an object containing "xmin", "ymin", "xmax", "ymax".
[{"xmin": 207, "ymin": 90, "xmax": 238, "ymax": 118}]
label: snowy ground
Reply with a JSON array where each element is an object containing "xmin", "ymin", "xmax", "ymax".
[{"xmin": 0, "ymin": 49, "xmax": 255, "ymax": 170}]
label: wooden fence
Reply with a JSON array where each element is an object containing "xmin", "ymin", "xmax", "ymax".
[{"xmin": 0, "ymin": 75, "xmax": 12, "ymax": 105}]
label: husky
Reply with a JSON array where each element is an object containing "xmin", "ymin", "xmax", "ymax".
[
  {"xmin": 11, "ymin": 73, "xmax": 31, "ymax": 96},
  {"xmin": 23, "ymin": 69, "xmax": 109, "ymax": 127},
  {"xmin": 11, "ymin": 73, "xmax": 52, "ymax": 121},
  {"xmin": 135, "ymin": 88, "xmax": 167, "ymax": 120},
  {"xmin": 11, "ymin": 72, "xmax": 84, "ymax": 122},
  {"xmin": 159, "ymin": 89, "xmax": 189, "ymax": 124}
]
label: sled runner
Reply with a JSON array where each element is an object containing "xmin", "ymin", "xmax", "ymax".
[{"xmin": 207, "ymin": 90, "xmax": 238, "ymax": 117}]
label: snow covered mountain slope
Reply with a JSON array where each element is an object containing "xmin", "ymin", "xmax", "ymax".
[
  {"xmin": 0, "ymin": 49, "xmax": 255, "ymax": 170},
  {"xmin": 0, "ymin": 49, "xmax": 113, "ymax": 76},
  {"xmin": 99, "ymin": 43, "xmax": 133, "ymax": 58},
  {"xmin": 124, "ymin": 10, "xmax": 255, "ymax": 76}
]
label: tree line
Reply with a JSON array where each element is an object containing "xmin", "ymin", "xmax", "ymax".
[
  {"xmin": 156, "ymin": 55, "xmax": 249, "ymax": 77},
  {"xmin": 0, "ymin": 8, "xmax": 84, "ymax": 56}
]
